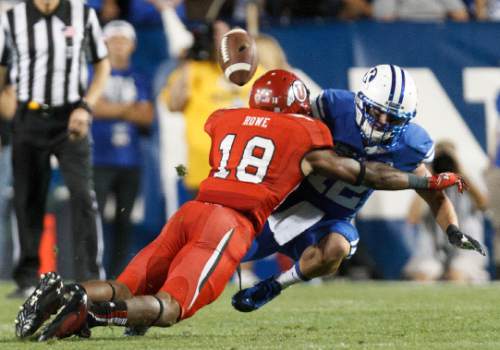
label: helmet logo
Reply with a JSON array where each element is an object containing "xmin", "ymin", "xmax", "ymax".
[
  {"xmin": 287, "ymin": 80, "xmax": 307, "ymax": 107},
  {"xmin": 254, "ymin": 87, "xmax": 273, "ymax": 105},
  {"xmin": 292, "ymin": 80, "xmax": 308, "ymax": 102},
  {"xmin": 362, "ymin": 67, "xmax": 378, "ymax": 83}
]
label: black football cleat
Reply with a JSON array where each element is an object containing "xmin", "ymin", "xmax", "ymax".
[
  {"xmin": 15, "ymin": 272, "xmax": 64, "ymax": 338},
  {"xmin": 231, "ymin": 277, "xmax": 282, "ymax": 312},
  {"xmin": 38, "ymin": 284, "xmax": 90, "ymax": 341}
]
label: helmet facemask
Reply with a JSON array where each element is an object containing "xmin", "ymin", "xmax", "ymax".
[{"xmin": 355, "ymin": 91, "xmax": 415, "ymax": 150}]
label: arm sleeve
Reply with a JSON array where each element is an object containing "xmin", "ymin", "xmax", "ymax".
[
  {"xmin": 161, "ymin": 6, "xmax": 193, "ymax": 58},
  {"xmin": 85, "ymin": 8, "xmax": 108, "ymax": 63}
]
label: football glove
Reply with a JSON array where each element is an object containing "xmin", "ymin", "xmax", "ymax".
[
  {"xmin": 446, "ymin": 224, "xmax": 486, "ymax": 256},
  {"xmin": 428, "ymin": 172, "xmax": 467, "ymax": 193}
]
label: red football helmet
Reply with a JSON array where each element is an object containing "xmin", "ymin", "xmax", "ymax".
[{"xmin": 249, "ymin": 69, "xmax": 311, "ymax": 115}]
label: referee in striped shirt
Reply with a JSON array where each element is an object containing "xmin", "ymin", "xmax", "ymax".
[{"xmin": 0, "ymin": 0, "xmax": 111, "ymax": 297}]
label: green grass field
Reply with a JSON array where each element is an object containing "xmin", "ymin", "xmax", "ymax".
[{"xmin": 1, "ymin": 281, "xmax": 499, "ymax": 349}]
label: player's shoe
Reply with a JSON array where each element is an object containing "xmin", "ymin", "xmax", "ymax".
[
  {"xmin": 38, "ymin": 284, "xmax": 90, "ymax": 341},
  {"xmin": 124, "ymin": 325, "xmax": 150, "ymax": 337},
  {"xmin": 15, "ymin": 272, "xmax": 64, "ymax": 338},
  {"xmin": 231, "ymin": 277, "xmax": 282, "ymax": 312}
]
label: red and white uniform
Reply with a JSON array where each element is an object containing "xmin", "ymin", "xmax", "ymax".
[{"xmin": 118, "ymin": 107, "xmax": 332, "ymax": 319}]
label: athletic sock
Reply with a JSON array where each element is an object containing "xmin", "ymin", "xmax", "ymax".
[
  {"xmin": 276, "ymin": 262, "xmax": 310, "ymax": 289},
  {"xmin": 87, "ymin": 300, "xmax": 128, "ymax": 327}
]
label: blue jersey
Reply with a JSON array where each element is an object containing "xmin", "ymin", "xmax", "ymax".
[
  {"xmin": 244, "ymin": 89, "xmax": 435, "ymax": 261},
  {"xmin": 278, "ymin": 89, "xmax": 435, "ymax": 222},
  {"xmin": 92, "ymin": 68, "xmax": 151, "ymax": 168}
]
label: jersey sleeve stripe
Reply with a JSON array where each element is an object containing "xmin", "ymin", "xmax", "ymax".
[
  {"xmin": 423, "ymin": 144, "xmax": 435, "ymax": 163},
  {"xmin": 312, "ymin": 92, "xmax": 326, "ymax": 120}
]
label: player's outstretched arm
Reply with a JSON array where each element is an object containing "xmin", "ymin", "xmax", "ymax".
[
  {"xmin": 302, "ymin": 149, "xmax": 466, "ymax": 191},
  {"xmin": 414, "ymin": 164, "xmax": 486, "ymax": 256}
]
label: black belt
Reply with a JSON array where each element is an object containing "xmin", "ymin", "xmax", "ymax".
[
  {"xmin": 19, "ymin": 101, "xmax": 77, "ymax": 111},
  {"xmin": 18, "ymin": 101, "xmax": 79, "ymax": 118}
]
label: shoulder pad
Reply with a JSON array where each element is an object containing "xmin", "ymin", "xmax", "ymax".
[
  {"xmin": 312, "ymin": 89, "xmax": 354, "ymax": 121},
  {"xmin": 401, "ymin": 123, "xmax": 435, "ymax": 163}
]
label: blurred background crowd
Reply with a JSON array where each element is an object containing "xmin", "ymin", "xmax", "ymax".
[{"xmin": 1, "ymin": 0, "xmax": 500, "ymax": 291}]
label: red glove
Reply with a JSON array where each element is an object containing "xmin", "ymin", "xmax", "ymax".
[{"xmin": 427, "ymin": 172, "xmax": 468, "ymax": 193}]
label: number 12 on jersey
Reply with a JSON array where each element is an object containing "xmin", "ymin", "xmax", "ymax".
[{"xmin": 214, "ymin": 134, "xmax": 275, "ymax": 184}]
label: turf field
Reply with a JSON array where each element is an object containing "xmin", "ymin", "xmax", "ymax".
[{"xmin": 0, "ymin": 281, "xmax": 499, "ymax": 349}]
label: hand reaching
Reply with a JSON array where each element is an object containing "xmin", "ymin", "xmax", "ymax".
[
  {"xmin": 446, "ymin": 224, "xmax": 486, "ymax": 256},
  {"xmin": 427, "ymin": 172, "xmax": 468, "ymax": 193}
]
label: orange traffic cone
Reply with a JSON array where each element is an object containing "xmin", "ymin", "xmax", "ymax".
[{"xmin": 38, "ymin": 213, "xmax": 57, "ymax": 274}]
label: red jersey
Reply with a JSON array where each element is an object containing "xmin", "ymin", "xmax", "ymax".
[{"xmin": 196, "ymin": 107, "xmax": 333, "ymax": 232}]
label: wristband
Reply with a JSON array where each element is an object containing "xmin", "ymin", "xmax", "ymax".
[
  {"xmin": 354, "ymin": 160, "xmax": 366, "ymax": 186},
  {"xmin": 408, "ymin": 174, "xmax": 429, "ymax": 189},
  {"xmin": 446, "ymin": 224, "xmax": 460, "ymax": 236}
]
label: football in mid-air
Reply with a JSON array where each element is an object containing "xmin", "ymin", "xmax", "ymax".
[{"xmin": 218, "ymin": 28, "xmax": 258, "ymax": 86}]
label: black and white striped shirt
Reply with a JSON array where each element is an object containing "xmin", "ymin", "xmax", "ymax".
[{"xmin": 0, "ymin": 0, "xmax": 108, "ymax": 106}]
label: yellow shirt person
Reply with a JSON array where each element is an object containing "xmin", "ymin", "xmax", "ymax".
[{"xmin": 161, "ymin": 60, "xmax": 263, "ymax": 190}]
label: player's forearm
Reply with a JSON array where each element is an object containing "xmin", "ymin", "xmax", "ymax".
[
  {"xmin": 362, "ymin": 161, "xmax": 429, "ymax": 190},
  {"xmin": 306, "ymin": 150, "xmax": 430, "ymax": 190},
  {"xmin": 93, "ymin": 99, "xmax": 131, "ymax": 119},
  {"xmin": 85, "ymin": 58, "xmax": 111, "ymax": 107},
  {"xmin": 418, "ymin": 190, "xmax": 458, "ymax": 232}
]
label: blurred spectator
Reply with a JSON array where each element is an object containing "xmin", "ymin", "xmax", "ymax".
[
  {"xmin": 373, "ymin": 0, "xmax": 469, "ymax": 21},
  {"xmin": 265, "ymin": 0, "xmax": 372, "ymax": 21},
  {"xmin": 404, "ymin": 141, "xmax": 488, "ymax": 283},
  {"xmin": 92, "ymin": 20, "xmax": 154, "ymax": 278},
  {"xmin": 462, "ymin": 0, "xmax": 488, "ymax": 19}
]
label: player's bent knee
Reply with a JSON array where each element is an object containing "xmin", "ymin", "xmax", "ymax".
[
  {"xmin": 319, "ymin": 234, "xmax": 351, "ymax": 268},
  {"xmin": 154, "ymin": 291, "xmax": 181, "ymax": 327}
]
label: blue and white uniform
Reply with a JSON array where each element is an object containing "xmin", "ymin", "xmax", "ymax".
[
  {"xmin": 92, "ymin": 68, "xmax": 151, "ymax": 168},
  {"xmin": 243, "ymin": 89, "xmax": 434, "ymax": 262}
]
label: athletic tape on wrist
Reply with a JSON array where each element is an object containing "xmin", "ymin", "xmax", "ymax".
[{"xmin": 408, "ymin": 174, "xmax": 429, "ymax": 189}]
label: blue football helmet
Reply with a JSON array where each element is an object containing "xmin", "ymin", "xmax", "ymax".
[{"xmin": 355, "ymin": 64, "xmax": 417, "ymax": 150}]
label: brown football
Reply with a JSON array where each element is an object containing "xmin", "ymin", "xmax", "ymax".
[{"xmin": 218, "ymin": 28, "xmax": 258, "ymax": 86}]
